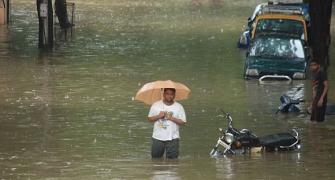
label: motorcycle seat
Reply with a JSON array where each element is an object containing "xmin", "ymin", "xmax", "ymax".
[{"xmin": 259, "ymin": 133, "xmax": 297, "ymax": 148}]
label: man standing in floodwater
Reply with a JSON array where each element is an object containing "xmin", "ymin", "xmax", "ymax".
[
  {"xmin": 309, "ymin": 61, "xmax": 329, "ymax": 122},
  {"xmin": 147, "ymin": 88, "xmax": 186, "ymax": 159}
]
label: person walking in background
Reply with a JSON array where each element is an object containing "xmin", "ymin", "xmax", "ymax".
[
  {"xmin": 147, "ymin": 88, "xmax": 186, "ymax": 159},
  {"xmin": 55, "ymin": 0, "xmax": 72, "ymax": 28},
  {"xmin": 309, "ymin": 61, "xmax": 329, "ymax": 122}
]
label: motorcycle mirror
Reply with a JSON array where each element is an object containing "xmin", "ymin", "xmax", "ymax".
[
  {"xmin": 221, "ymin": 109, "xmax": 227, "ymax": 115},
  {"xmin": 227, "ymin": 115, "xmax": 233, "ymax": 127},
  {"xmin": 216, "ymin": 108, "xmax": 227, "ymax": 116}
]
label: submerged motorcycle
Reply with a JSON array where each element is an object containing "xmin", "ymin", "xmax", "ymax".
[
  {"xmin": 276, "ymin": 86, "xmax": 335, "ymax": 115},
  {"xmin": 210, "ymin": 110, "xmax": 301, "ymax": 157},
  {"xmin": 276, "ymin": 87, "xmax": 305, "ymax": 114}
]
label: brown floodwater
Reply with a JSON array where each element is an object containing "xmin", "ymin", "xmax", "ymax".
[{"xmin": 0, "ymin": 0, "xmax": 335, "ymax": 179}]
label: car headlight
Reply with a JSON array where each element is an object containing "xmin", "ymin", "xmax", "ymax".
[
  {"xmin": 246, "ymin": 69, "xmax": 259, "ymax": 76},
  {"xmin": 239, "ymin": 32, "xmax": 248, "ymax": 45},
  {"xmin": 293, "ymin": 72, "xmax": 305, "ymax": 79},
  {"xmin": 240, "ymin": 36, "xmax": 247, "ymax": 45},
  {"xmin": 225, "ymin": 133, "xmax": 235, "ymax": 144}
]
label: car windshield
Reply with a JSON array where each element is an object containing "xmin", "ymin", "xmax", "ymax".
[
  {"xmin": 255, "ymin": 19, "xmax": 305, "ymax": 40},
  {"xmin": 249, "ymin": 37, "xmax": 305, "ymax": 59}
]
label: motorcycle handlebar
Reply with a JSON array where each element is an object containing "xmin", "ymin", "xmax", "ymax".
[
  {"xmin": 290, "ymin": 99, "xmax": 305, "ymax": 104},
  {"xmin": 217, "ymin": 108, "xmax": 233, "ymax": 127}
]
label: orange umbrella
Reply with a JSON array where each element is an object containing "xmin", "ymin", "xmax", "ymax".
[{"xmin": 135, "ymin": 80, "xmax": 191, "ymax": 105}]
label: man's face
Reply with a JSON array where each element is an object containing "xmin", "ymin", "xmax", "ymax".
[
  {"xmin": 309, "ymin": 63, "xmax": 320, "ymax": 72},
  {"xmin": 163, "ymin": 89, "xmax": 175, "ymax": 103}
]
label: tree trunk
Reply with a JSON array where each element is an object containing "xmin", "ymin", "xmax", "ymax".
[{"xmin": 308, "ymin": 0, "xmax": 332, "ymax": 68}]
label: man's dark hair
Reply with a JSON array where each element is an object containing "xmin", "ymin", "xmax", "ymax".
[
  {"xmin": 309, "ymin": 61, "xmax": 320, "ymax": 65},
  {"xmin": 164, "ymin": 88, "xmax": 176, "ymax": 93}
]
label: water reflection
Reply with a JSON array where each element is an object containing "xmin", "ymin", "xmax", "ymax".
[
  {"xmin": 214, "ymin": 156, "xmax": 234, "ymax": 179},
  {"xmin": 151, "ymin": 160, "xmax": 180, "ymax": 180},
  {"xmin": 0, "ymin": 26, "xmax": 10, "ymax": 56}
]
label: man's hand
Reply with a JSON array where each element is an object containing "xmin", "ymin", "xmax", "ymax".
[
  {"xmin": 307, "ymin": 104, "xmax": 312, "ymax": 114},
  {"xmin": 165, "ymin": 114, "xmax": 173, "ymax": 121},
  {"xmin": 148, "ymin": 111, "xmax": 166, "ymax": 123},
  {"xmin": 166, "ymin": 115, "xmax": 186, "ymax": 125},
  {"xmin": 158, "ymin": 111, "xmax": 165, "ymax": 119},
  {"xmin": 317, "ymin": 99, "xmax": 324, "ymax": 107}
]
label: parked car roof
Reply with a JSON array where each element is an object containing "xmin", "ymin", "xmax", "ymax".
[{"xmin": 261, "ymin": 5, "xmax": 303, "ymax": 15}]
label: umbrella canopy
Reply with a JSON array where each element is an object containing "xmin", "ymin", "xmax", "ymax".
[{"xmin": 135, "ymin": 80, "xmax": 191, "ymax": 105}]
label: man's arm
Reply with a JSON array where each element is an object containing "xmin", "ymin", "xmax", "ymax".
[
  {"xmin": 318, "ymin": 80, "xmax": 329, "ymax": 106},
  {"xmin": 148, "ymin": 111, "xmax": 165, "ymax": 123},
  {"xmin": 167, "ymin": 104, "xmax": 187, "ymax": 125},
  {"xmin": 166, "ymin": 116, "xmax": 186, "ymax": 125},
  {"xmin": 312, "ymin": 85, "xmax": 316, "ymax": 100}
]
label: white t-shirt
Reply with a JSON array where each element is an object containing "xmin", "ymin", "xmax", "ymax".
[{"xmin": 148, "ymin": 100, "xmax": 186, "ymax": 141}]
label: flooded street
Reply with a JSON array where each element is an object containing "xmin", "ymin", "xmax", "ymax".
[{"xmin": 1, "ymin": 0, "xmax": 335, "ymax": 179}]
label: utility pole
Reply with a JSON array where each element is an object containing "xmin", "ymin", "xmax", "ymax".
[
  {"xmin": 6, "ymin": 0, "xmax": 9, "ymax": 23},
  {"xmin": 37, "ymin": 0, "xmax": 53, "ymax": 48}
]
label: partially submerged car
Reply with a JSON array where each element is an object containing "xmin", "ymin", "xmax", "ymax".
[
  {"xmin": 237, "ymin": 3, "xmax": 309, "ymax": 48},
  {"xmin": 244, "ymin": 34, "xmax": 309, "ymax": 80}
]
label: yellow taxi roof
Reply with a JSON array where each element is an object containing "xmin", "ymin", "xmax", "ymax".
[{"xmin": 256, "ymin": 13, "xmax": 306, "ymax": 22}]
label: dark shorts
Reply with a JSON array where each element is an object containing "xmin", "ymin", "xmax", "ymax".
[{"xmin": 151, "ymin": 138, "xmax": 179, "ymax": 159}]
